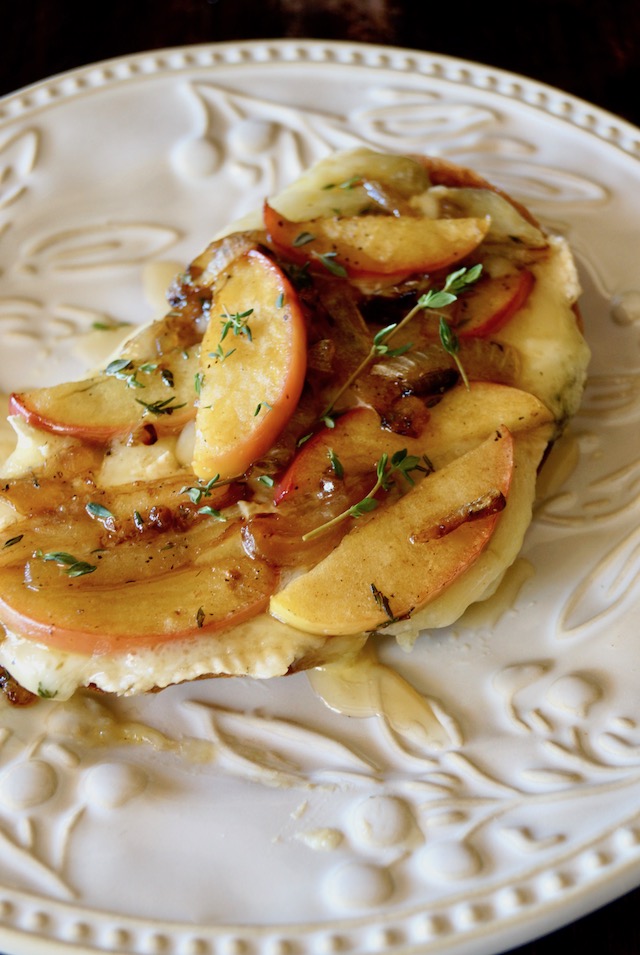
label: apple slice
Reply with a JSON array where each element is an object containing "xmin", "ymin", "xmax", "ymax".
[
  {"xmin": 193, "ymin": 248, "xmax": 307, "ymax": 481},
  {"xmin": 269, "ymin": 429, "xmax": 514, "ymax": 635},
  {"xmin": 10, "ymin": 344, "xmax": 199, "ymax": 442},
  {"xmin": 274, "ymin": 406, "xmax": 414, "ymax": 506},
  {"xmin": 276, "ymin": 382, "xmax": 553, "ymax": 507},
  {"xmin": 264, "ymin": 201, "xmax": 490, "ymax": 278},
  {"xmin": 419, "ymin": 185, "xmax": 548, "ymax": 249},
  {"xmin": 450, "ymin": 268, "xmax": 535, "ymax": 338},
  {"xmin": 0, "ymin": 514, "xmax": 278, "ymax": 655}
]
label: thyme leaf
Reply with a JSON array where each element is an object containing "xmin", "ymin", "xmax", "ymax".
[
  {"xmin": 37, "ymin": 683, "xmax": 58, "ymax": 699},
  {"xmin": 135, "ymin": 396, "xmax": 187, "ymax": 416},
  {"xmin": 293, "ymin": 231, "xmax": 315, "ymax": 247},
  {"xmin": 37, "ymin": 550, "xmax": 97, "ymax": 577},
  {"xmin": 371, "ymin": 583, "xmax": 395, "ymax": 621},
  {"xmin": 439, "ymin": 316, "xmax": 469, "ymax": 389},
  {"xmin": 311, "ymin": 251, "xmax": 348, "ymax": 278},
  {"xmin": 198, "ymin": 505, "xmax": 225, "ymax": 520},
  {"xmin": 328, "ymin": 448, "xmax": 344, "ymax": 478},
  {"xmin": 85, "ymin": 502, "xmax": 115, "ymax": 523}
]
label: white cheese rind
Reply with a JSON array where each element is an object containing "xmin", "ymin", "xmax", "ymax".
[{"xmin": 0, "ymin": 616, "xmax": 332, "ymax": 701}]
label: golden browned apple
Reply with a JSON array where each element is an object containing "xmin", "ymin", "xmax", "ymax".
[
  {"xmin": 275, "ymin": 382, "xmax": 554, "ymax": 509},
  {"xmin": 193, "ymin": 248, "xmax": 307, "ymax": 480},
  {"xmin": 269, "ymin": 429, "xmax": 516, "ymax": 635},
  {"xmin": 9, "ymin": 345, "xmax": 200, "ymax": 442},
  {"xmin": 0, "ymin": 513, "xmax": 278, "ymax": 655},
  {"xmin": 263, "ymin": 201, "xmax": 490, "ymax": 279}
]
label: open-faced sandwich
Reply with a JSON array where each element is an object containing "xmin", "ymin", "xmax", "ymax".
[{"xmin": 0, "ymin": 148, "xmax": 590, "ymax": 702}]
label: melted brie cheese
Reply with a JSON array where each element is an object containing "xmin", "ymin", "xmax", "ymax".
[
  {"xmin": 0, "ymin": 616, "xmax": 336, "ymax": 701},
  {"xmin": 496, "ymin": 236, "xmax": 588, "ymax": 424}
]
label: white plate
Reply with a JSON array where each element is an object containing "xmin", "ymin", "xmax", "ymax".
[{"xmin": 1, "ymin": 39, "xmax": 640, "ymax": 955}]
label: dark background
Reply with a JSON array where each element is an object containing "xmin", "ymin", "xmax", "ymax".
[
  {"xmin": 2, "ymin": 1, "xmax": 640, "ymax": 954},
  {"xmin": 3, "ymin": 0, "xmax": 640, "ymax": 127}
]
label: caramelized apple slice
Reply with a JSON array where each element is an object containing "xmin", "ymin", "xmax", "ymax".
[
  {"xmin": 421, "ymin": 186, "xmax": 548, "ymax": 249},
  {"xmin": 264, "ymin": 202, "xmax": 490, "ymax": 278},
  {"xmin": 274, "ymin": 407, "xmax": 409, "ymax": 506},
  {"xmin": 0, "ymin": 517, "xmax": 278, "ymax": 655},
  {"xmin": 10, "ymin": 345, "xmax": 199, "ymax": 442},
  {"xmin": 193, "ymin": 249, "xmax": 307, "ymax": 480},
  {"xmin": 275, "ymin": 382, "xmax": 554, "ymax": 511},
  {"xmin": 269, "ymin": 429, "xmax": 514, "ymax": 635}
]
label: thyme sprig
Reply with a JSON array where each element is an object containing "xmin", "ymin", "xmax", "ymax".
[
  {"xmin": 312, "ymin": 251, "xmax": 348, "ymax": 278},
  {"xmin": 220, "ymin": 307, "xmax": 254, "ymax": 343},
  {"xmin": 209, "ymin": 307, "xmax": 254, "ymax": 362},
  {"xmin": 302, "ymin": 448, "xmax": 431, "ymax": 541},
  {"xmin": 180, "ymin": 472, "xmax": 243, "ymax": 519},
  {"xmin": 105, "ymin": 358, "xmax": 161, "ymax": 390},
  {"xmin": 135, "ymin": 396, "xmax": 187, "ymax": 416},
  {"xmin": 321, "ymin": 264, "xmax": 482, "ymax": 421},
  {"xmin": 181, "ymin": 475, "xmax": 222, "ymax": 505},
  {"xmin": 36, "ymin": 550, "xmax": 97, "ymax": 578}
]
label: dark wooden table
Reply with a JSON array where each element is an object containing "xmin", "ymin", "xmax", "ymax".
[{"xmin": 2, "ymin": 2, "xmax": 640, "ymax": 953}]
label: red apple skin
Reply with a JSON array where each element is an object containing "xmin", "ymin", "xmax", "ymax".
[
  {"xmin": 263, "ymin": 201, "xmax": 489, "ymax": 280},
  {"xmin": 0, "ymin": 519, "xmax": 279, "ymax": 655},
  {"xmin": 7, "ymin": 391, "xmax": 193, "ymax": 442},
  {"xmin": 8, "ymin": 347, "xmax": 199, "ymax": 442},
  {"xmin": 454, "ymin": 268, "xmax": 535, "ymax": 338},
  {"xmin": 274, "ymin": 406, "xmax": 418, "ymax": 508},
  {"xmin": 270, "ymin": 429, "xmax": 515, "ymax": 635}
]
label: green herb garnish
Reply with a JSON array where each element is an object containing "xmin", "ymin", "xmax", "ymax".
[
  {"xmin": 38, "ymin": 551, "xmax": 98, "ymax": 577},
  {"xmin": 320, "ymin": 264, "xmax": 482, "ymax": 418},
  {"xmin": 85, "ymin": 502, "xmax": 115, "ymax": 523},
  {"xmin": 37, "ymin": 683, "xmax": 58, "ymax": 699},
  {"xmin": 293, "ymin": 231, "xmax": 316, "ymax": 247},
  {"xmin": 312, "ymin": 251, "xmax": 348, "ymax": 278},
  {"xmin": 371, "ymin": 583, "xmax": 395, "ymax": 621},
  {"xmin": 198, "ymin": 505, "xmax": 225, "ymax": 520},
  {"xmin": 210, "ymin": 344, "xmax": 236, "ymax": 362},
  {"xmin": 302, "ymin": 449, "xmax": 430, "ymax": 541},
  {"xmin": 327, "ymin": 448, "xmax": 344, "ymax": 478},
  {"xmin": 135, "ymin": 396, "xmax": 187, "ymax": 416},
  {"xmin": 220, "ymin": 307, "xmax": 254, "ymax": 343}
]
